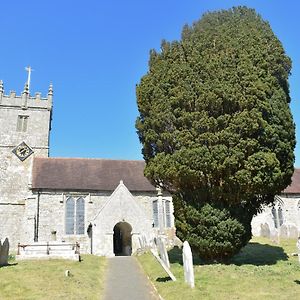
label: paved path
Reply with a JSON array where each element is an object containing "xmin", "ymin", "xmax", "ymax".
[{"xmin": 103, "ymin": 256, "xmax": 160, "ymax": 300}]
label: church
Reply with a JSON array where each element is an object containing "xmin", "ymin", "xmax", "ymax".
[
  {"xmin": 0, "ymin": 78, "xmax": 299, "ymax": 257},
  {"xmin": 0, "ymin": 79, "xmax": 175, "ymax": 256}
]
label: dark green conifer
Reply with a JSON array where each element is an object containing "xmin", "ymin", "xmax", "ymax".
[{"xmin": 136, "ymin": 6, "xmax": 295, "ymax": 260}]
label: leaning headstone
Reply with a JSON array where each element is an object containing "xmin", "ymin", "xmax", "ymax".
[
  {"xmin": 183, "ymin": 241, "xmax": 195, "ymax": 288},
  {"xmin": 0, "ymin": 238, "xmax": 9, "ymax": 266},
  {"xmin": 150, "ymin": 249, "xmax": 176, "ymax": 281},
  {"xmin": 156, "ymin": 237, "xmax": 170, "ymax": 268}
]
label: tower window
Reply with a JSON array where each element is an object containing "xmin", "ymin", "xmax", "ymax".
[{"xmin": 17, "ymin": 115, "xmax": 28, "ymax": 132}]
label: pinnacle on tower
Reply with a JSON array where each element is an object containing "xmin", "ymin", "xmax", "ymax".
[
  {"xmin": 0, "ymin": 80, "xmax": 3, "ymax": 93},
  {"xmin": 48, "ymin": 82, "xmax": 53, "ymax": 96},
  {"xmin": 22, "ymin": 82, "xmax": 29, "ymax": 94},
  {"xmin": 0, "ymin": 80, "xmax": 3, "ymax": 103}
]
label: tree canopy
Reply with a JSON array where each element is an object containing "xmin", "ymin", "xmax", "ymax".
[{"xmin": 136, "ymin": 6, "xmax": 295, "ymax": 260}]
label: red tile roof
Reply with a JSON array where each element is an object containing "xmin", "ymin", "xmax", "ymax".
[
  {"xmin": 282, "ymin": 169, "xmax": 300, "ymax": 194},
  {"xmin": 32, "ymin": 157, "xmax": 156, "ymax": 192}
]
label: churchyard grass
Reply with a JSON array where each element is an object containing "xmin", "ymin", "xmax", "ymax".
[
  {"xmin": 0, "ymin": 255, "xmax": 106, "ymax": 299},
  {"xmin": 138, "ymin": 237, "xmax": 300, "ymax": 300}
]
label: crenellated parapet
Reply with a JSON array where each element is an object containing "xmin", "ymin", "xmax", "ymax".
[{"xmin": 0, "ymin": 80, "xmax": 53, "ymax": 111}]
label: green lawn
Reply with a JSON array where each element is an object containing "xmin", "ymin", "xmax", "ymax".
[
  {"xmin": 0, "ymin": 255, "xmax": 106, "ymax": 300},
  {"xmin": 138, "ymin": 237, "xmax": 300, "ymax": 300}
]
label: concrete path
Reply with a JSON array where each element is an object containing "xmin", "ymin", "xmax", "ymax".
[{"xmin": 103, "ymin": 256, "xmax": 160, "ymax": 300}]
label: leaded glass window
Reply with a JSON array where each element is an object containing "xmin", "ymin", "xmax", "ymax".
[
  {"xmin": 65, "ymin": 196, "xmax": 85, "ymax": 235},
  {"xmin": 272, "ymin": 205, "xmax": 284, "ymax": 229},
  {"xmin": 66, "ymin": 197, "xmax": 75, "ymax": 234},
  {"xmin": 76, "ymin": 197, "xmax": 85, "ymax": 234},
  {"xmin": 153, "ymin": 200, "xmax": 159, "ymax": 227},
  {"xmin": 165, "ymin": 200, "xmax": 171, "ymax": 228}
]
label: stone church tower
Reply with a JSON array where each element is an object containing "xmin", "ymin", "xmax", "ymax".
[{"xmin": 0, "ymin": 79, "xmax": 53, "ymax": 248}]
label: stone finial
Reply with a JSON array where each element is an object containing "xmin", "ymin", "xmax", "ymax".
[
  {"xmin": 156, "ymin": 187, "xmax": 162, "ymax": 197},
  {"xmin": 21, "ymin": 83, "xmax": 29, "ymax": 109},
  {"xmin": 48, "ymin": 82, "xmax": 53, "ymax": 96}
]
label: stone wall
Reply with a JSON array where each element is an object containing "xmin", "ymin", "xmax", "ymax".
[
  {"xmin": 251, "ymin": 194, "xmax": 300, "ymax": 238},
  {"xmin": 20, "ymin": 186, "xmax": 175, "ymax": 255}
]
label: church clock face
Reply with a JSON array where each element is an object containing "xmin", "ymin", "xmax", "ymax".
[{"xmin": 12, "ymin": 142, "xmax": 34, "ymax": 161}]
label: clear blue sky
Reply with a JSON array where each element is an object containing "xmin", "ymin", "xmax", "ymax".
[{"xmin": 0, "ymin": 1, "xmax": 299, "ymax": 166}]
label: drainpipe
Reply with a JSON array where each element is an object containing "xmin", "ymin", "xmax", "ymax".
[{"xmin": 34, "ymin": 191, "xmax": 40, "ymax": 242}]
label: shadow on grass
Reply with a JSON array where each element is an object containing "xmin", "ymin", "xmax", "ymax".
[
  {"xmin": 294, "ymin": 280, "xmax": 300, "ymax": 285},
  {"xmin": 0, "ymin": 262, "xmax": 18, "ymax": 268},
  {"xmin": 168, "ymin": 242, "xmax": 288, "ymax": 266},
  {"xmin": 156, "ymin": 276, "xmax": 172, "ymax": 282}
]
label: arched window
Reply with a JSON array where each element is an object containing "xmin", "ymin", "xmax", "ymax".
[
  {"xmin": 272, "ymin": 205, "xmax": 284, "ymax": 229},
  {"xmin": 66, "ymin": 197, "xmax": 75, "ymax": 234},
  {"xmin": 65, "ymin": 196, "xmax": 85, "ymax": 235},
  {"xmin": 152, "ymin": 200, "xmax": 159, "ymax": 228},
  {"xmin": 278, "ymin": 207, "xmax": 283, "ymax": 227},
  {"xmin": 76, "ymin": 197, "xmax": 85, "ymax": 234},
  {"xmin": 165, "ymin": 200, "xmax": 171, "ymax": 228}
]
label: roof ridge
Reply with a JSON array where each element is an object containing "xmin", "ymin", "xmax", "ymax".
[{"xmin": 34, "ymin": 157, "xmax": 145, "ymax": 163}]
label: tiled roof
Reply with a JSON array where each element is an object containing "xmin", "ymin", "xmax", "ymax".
[
  {"xmin": 282, "ymin": 168, "xmax": 300, "ymax": 194},
  {"xmin": 32, "ymin": 157, "xmax": 156, "ymax": 192}
]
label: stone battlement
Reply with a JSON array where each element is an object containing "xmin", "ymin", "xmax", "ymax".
[{"xmin": 0, "ymin": 80, "xmax": 53, "ymax": 110}]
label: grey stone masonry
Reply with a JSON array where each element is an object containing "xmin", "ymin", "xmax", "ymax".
[{"xmin": 0, "ymin": 80, "xmax": 52, "ymax": 249}]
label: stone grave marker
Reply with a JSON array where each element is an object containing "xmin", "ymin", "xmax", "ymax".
[
  {"xmin": 0, "ymin": 238, "xmax": 9, "ymax": 266},
  {"xmin": 183, "ymin": 241, "xmax": 195, "ymax": 288},
  {"xmin": 288, "ymin": 225, "xmax": 298, "ymax": 239},
  {"xmin": 260, "ymin": 223, "xmax": 270, "ymax": 238},
  {"xmin": 156, "ymin": 237, "xmax": 170, "ymax": 268},
  {"xmin": 280, "ymin": 224, "xmax": 288, "ymax": 238},
  {"xmin": 297, "ymin": 237, "xmax": 300, "ymax": 263}
]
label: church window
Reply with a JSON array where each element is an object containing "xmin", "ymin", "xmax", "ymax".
[
  {"xmin": 76, "ymin": 197, "xmax": 85, "ymax": 234},
  {"xmin": 272, "ymin": 205, "xmax": 284, "ymax": 229},
  {"xmin": 65, "ymin": 197, "xmax": 75, "ymax": 234},
  {"xmin": 65, "ymin": 196, "xmax": 85, "ymax": 235},
  {"xmin": 165, "ymin": 200, "xmax": 171, "ymax": 228},
  {"xmin": 152, "ymin": 200, "xmax": 159, "ymax": 227},
  {"xmin": 17, "ymin": 115, "xmax": 28, "ymax": 132}
]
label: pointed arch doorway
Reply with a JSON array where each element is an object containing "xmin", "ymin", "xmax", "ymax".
[{"xmin": 113, "ymin": 221, "xmax": 132, "ymax": 256}]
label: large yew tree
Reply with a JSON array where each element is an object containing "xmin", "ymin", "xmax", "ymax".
[{"xmin": 136, "ymin": 7, "xmax": 295, "ymax": 260}]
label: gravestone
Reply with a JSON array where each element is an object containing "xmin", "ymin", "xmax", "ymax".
[
  {"xmin": 0, "ymin": 238, "xmax": 9, "ymax": 266},
  {"xmin": 183, "ymin": 241, "xmax": 195, "ymax": 288},
  {"xmin": 279, "ymin": 224, "xmax": 288, "ymax": 238},
  {"xmin": 156, "ymin": 237, "xmax": 170, "ymax": 268},
  {"xmin": 260, "ymin": 223, "xmax": 270, "ymax": 238},
  {"xmin": 297, "ymin": 238, "xmax": 300, "ymax": 263},
  {"xmin": 288, "ymin": 225, "xmax": 298, "ymax": 239}
]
